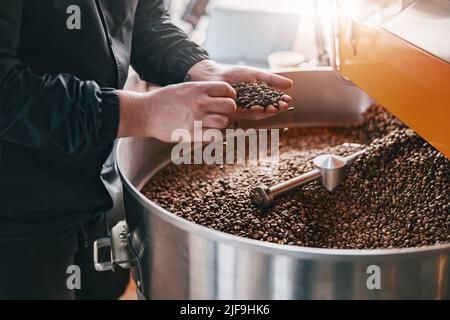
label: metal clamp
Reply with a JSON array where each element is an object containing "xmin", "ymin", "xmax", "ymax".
[{"xmin": 94, "ymin": 220, "xmax": 133, "ymax": 272}]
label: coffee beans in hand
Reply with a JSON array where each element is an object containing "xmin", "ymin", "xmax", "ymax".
[{"xmin": 232, "ymin": 81, "xmax": 288, "ymax": 109}]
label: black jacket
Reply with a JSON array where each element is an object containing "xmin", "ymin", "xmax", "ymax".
[{"xmin": 0, "ymin": 0, "xmax": 209, "ymax": 241}]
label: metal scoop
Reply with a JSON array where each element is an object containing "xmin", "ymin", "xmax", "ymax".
[{"xmin": 251, "ymin": 145, "xmax": 365, "ymax": 209}]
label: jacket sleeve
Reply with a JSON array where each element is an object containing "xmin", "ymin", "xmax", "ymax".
[
  {"xmin": 131, "ymin": 0, "xmax": 210, "ymax": 85},
  {"xmin": 0, "ymin": 0, "xmax": 120, "ymax": 154}
]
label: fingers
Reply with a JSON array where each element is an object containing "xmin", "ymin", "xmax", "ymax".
[
  {"xmin": 234, "ymin": 108, "xmax": 273, "ymax": 121},
  {"xmin": 249, "ymin": 105, "xmax": 265, "ymax": 112},
  {"xmin": 204, "ymin": 81, "xmax": 237, "ymax": 99},
  {"xmin": 276, "ymin": 95, "xmax": 292, "ymax": 111},
  {"xmin": 278, "ymin": 101, "xmax": 289, "ymax": 111},
  {"xmin": 246, "ymin": 105, "xmax": 280, "ymax": 113},
  {"xmin": 281, "ymin": 94, "xmax": 292, "ymax": 103},
  {"xmin": 205, "ymin": 97, "xmax": 237, "ymax": 114},
  {"xmin": 202, "ymin": 114, "xmax": 230, "ymax": 129},
  {"xmin": 243, "ymin": 94, "xmax": 292, "ymax": 112},
  {"xmin": 265, "ymin": 105, "xmax": 279, "ymax": 113},
  {"xmin": 253, "ymin": 71, "xmax": 293, "ymax": 90}
]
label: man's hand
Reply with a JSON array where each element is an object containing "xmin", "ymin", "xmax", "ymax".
[
  {"xmin": 117, "ymin": 81, "xmax": 236, "ymax": 142},
  {"xmin": 187, "ymin": 60, "xmax": 293, "ymax": 120}
]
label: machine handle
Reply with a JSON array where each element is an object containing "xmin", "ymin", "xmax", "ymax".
[
  {"xmin": 93, "ymin": 220, "xmax": 134, "ymax": 272},
  {"xmin": 93, "ymin": 237, "xmax": 114, "ymax": 272}
]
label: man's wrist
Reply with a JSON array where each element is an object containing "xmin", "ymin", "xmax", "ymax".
[
  {"xmin": 117, "ymin": 90, "xmax": 150, "ymax": 138},
  {"xmin": 186, "ymin": 59, "xmax": 224, "ymax": 82}
]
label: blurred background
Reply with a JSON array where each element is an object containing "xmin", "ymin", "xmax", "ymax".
[{"xmin": 168, "ymin": 0, "xmax": 334, "ymax": 69}]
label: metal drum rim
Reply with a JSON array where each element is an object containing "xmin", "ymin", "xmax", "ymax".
[{"xmin": 116, "ymin": 139, "xmax": 450, "ymax": 260}]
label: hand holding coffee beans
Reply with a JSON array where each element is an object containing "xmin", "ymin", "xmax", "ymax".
[{"xmin": 186, "ymin": 60, "xmax": 293, "ymax": 120}]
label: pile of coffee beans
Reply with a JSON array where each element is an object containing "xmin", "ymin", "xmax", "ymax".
[
  {"xmin": 142, "ymin": 105, "xmax": 450, "ymax": 249},
  {"xmin": 232, "ymin": 81, "xmax": 288, "ymax": 109}
]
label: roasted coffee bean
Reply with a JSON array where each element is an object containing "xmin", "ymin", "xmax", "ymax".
[
  {"xmin": 232, "ymin": 81, "xmax": 288, "ymax": 109},
  {"xmin": 142, "ymin": 105, "xmax": 450, "ymax": 250}
]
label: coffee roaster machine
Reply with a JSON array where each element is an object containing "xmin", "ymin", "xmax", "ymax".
[{"xmin": 94, "ymin": 0, "xmax": 450, "ymax": 299}]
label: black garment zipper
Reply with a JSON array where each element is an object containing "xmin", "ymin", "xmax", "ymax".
[{"xmin": 94, "ymin": 0, "xmax": 122, "ymax": 88}]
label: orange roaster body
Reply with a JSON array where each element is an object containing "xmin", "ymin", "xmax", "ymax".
[{"xmin": 335, "ymin": 1, "xmax": 450, "ymax": 158}]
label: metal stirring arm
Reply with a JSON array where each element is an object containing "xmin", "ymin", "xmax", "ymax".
[
  {"xmin": 252, "ymin": 169, "xmax": 322, "ymax": 208},
  {"xmin": 252, "ymin": 148, "xmax": 366, "ymax": 208},
  {"xmin": 344, "ymin": 149, "xmax": 366, "ymax": 164}
]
